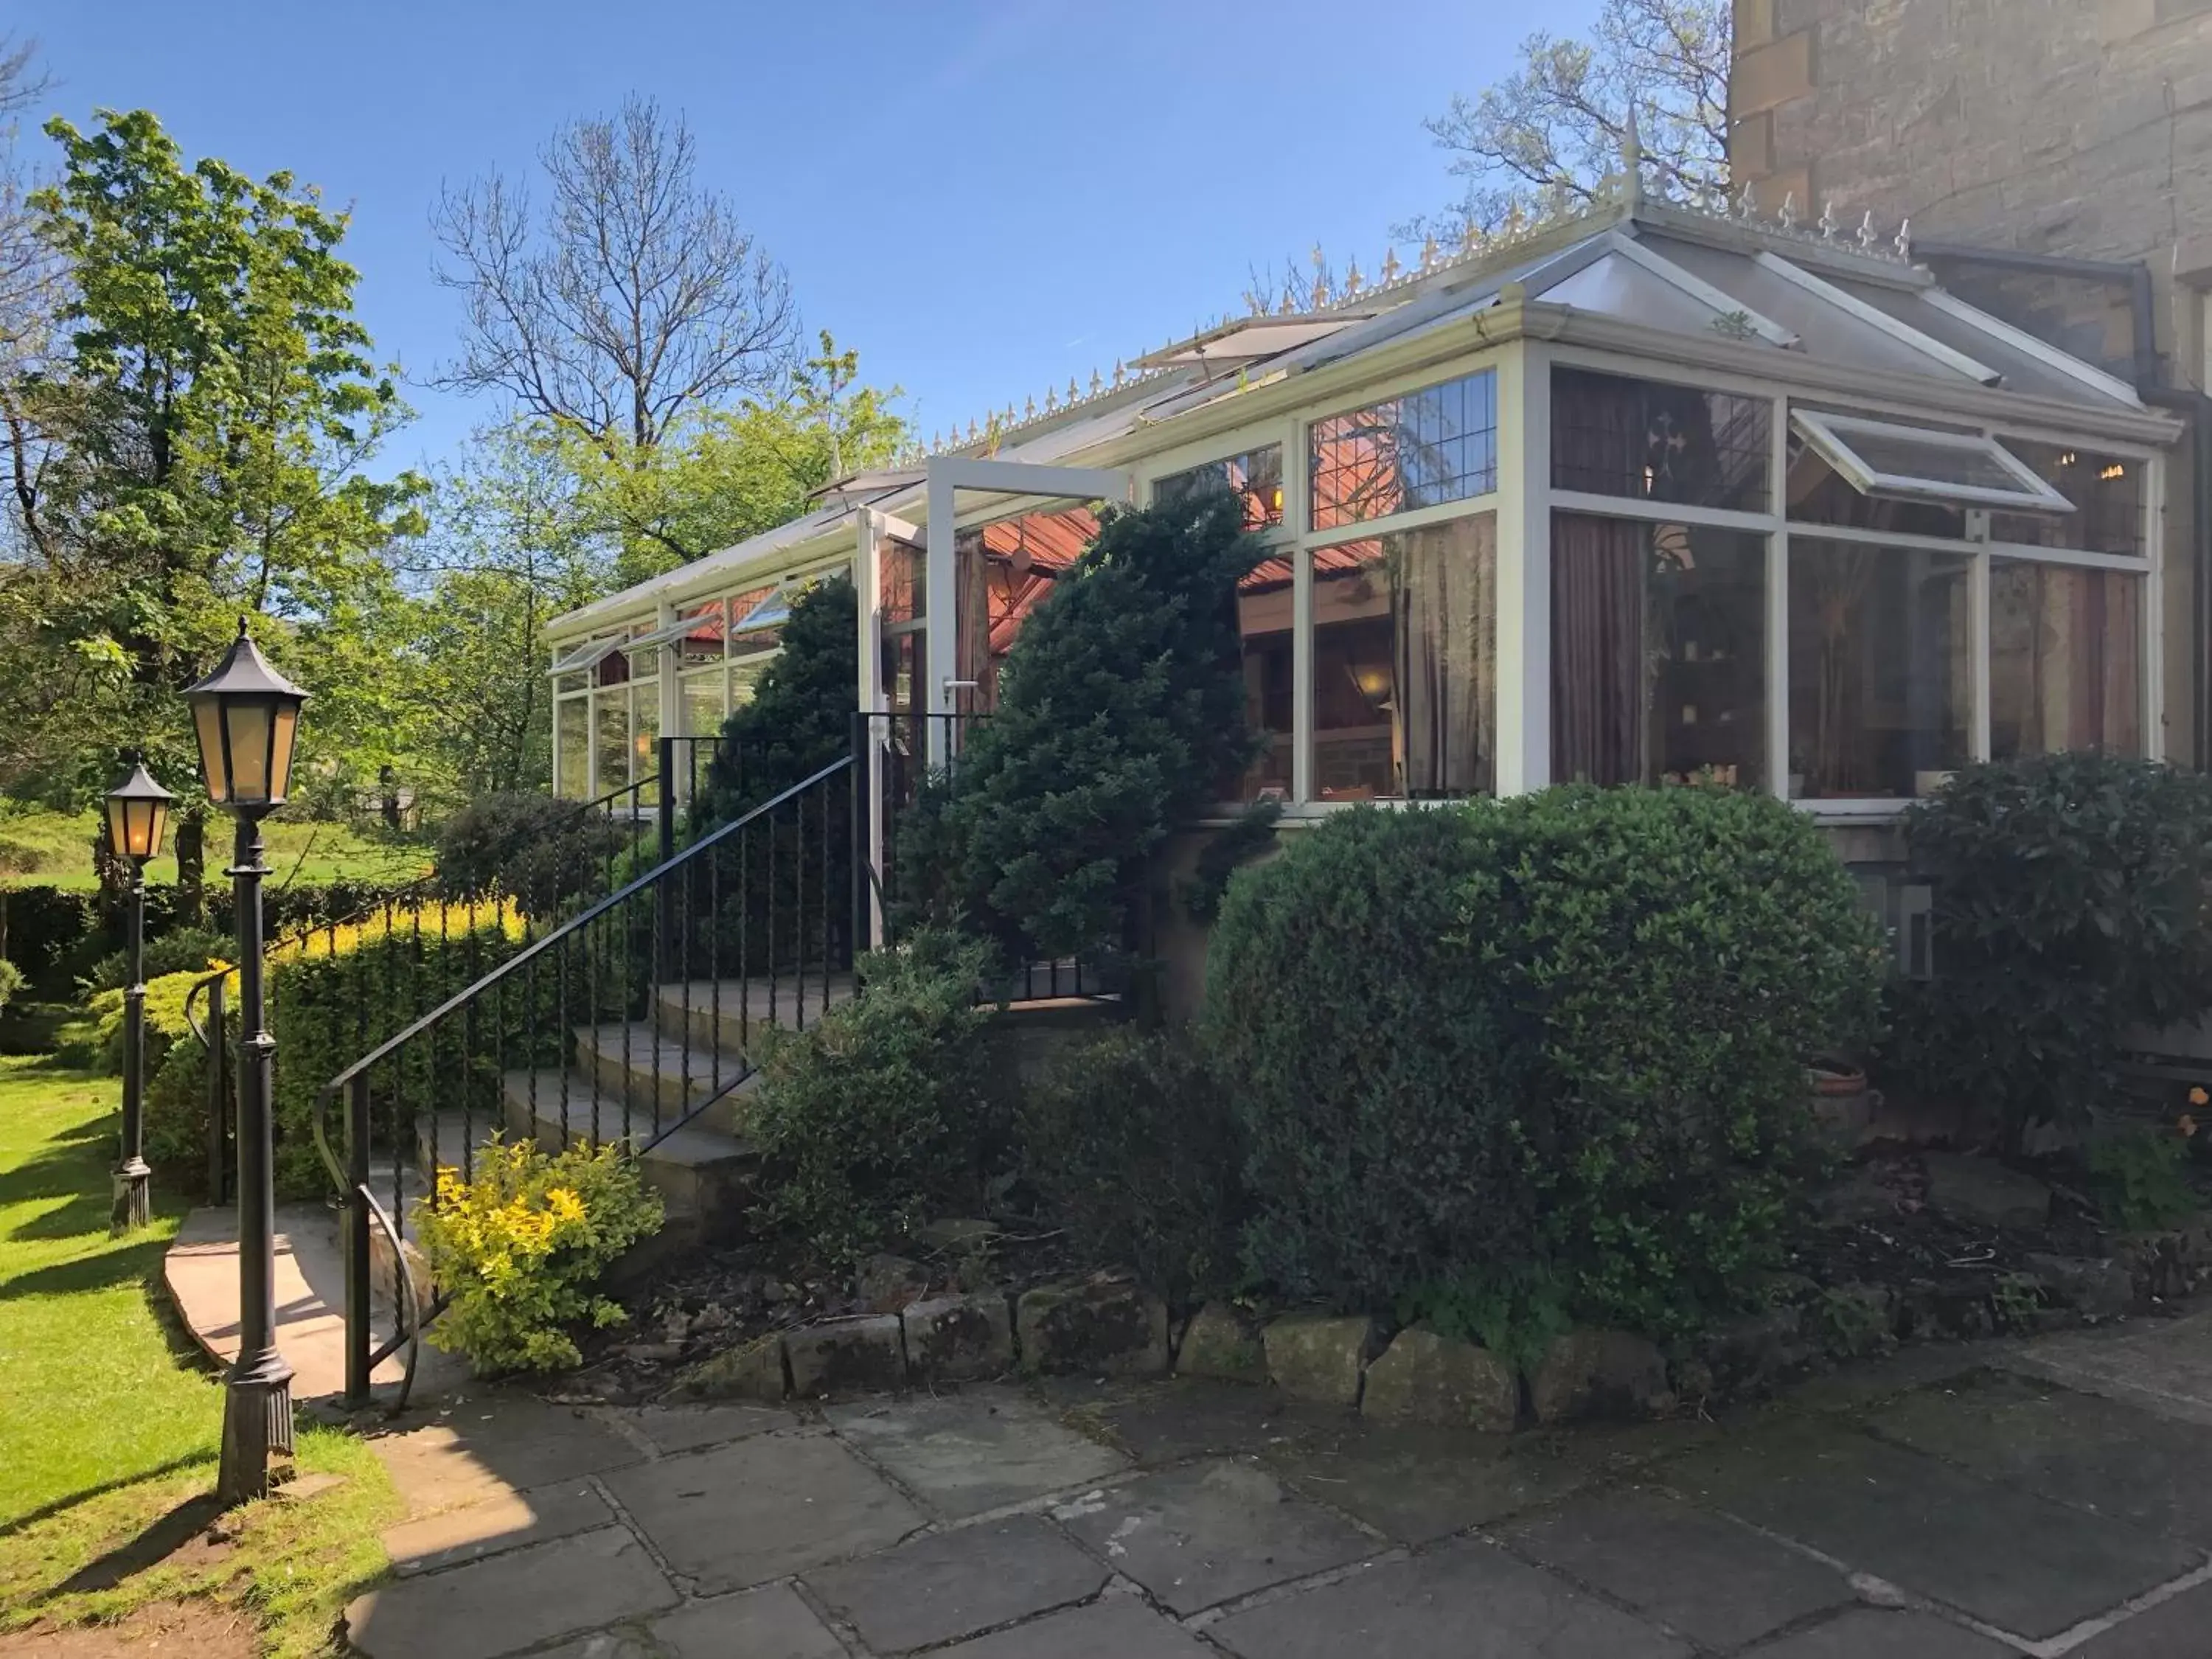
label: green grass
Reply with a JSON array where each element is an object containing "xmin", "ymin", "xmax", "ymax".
[
  {"xmin": 0, "ymin": 808, "xmax": 430, "ymax": 892},
  {"xmin": 0, "ymin": 1056, "xmax": 400, "ymax": 1654}
]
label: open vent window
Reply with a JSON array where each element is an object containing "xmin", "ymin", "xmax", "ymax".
[
  {"xmin": 546, "ymin": 636, "xmax": 627, "ymax": 678},
  {"xmin": 1790, "ymin": 411, "xmax": 2076, "ymax": 514}
]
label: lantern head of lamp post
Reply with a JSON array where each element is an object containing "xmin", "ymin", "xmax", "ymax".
[
  {"xmin": 185, "ymin": 619, "xmax": 309, "ymax": 815},
  {"xmin": 103, "ymin": 758, "xmax": 175, "ymax": 866}
]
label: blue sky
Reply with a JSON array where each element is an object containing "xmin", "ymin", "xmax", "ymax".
[{"xmin": 15, "ymin": 0, "xmax": 1598, "ymax": 475}]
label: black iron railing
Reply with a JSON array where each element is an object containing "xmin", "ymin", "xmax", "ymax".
[
  {"xmin": 314, "ymin": 755, "xmax": 853, "ymax": 1409},
  {"xmin": 172, "ymin": 769, "xmax": 673, "ymax": 1202}
]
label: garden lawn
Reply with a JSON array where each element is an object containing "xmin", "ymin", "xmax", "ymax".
[
  {"xmin": 0, "ymin": 1055, "xmax": 400, "ymax": 1655},
  {"xmin": 0, "ymin": 807, "xmax": 428, "ymax": 891}
]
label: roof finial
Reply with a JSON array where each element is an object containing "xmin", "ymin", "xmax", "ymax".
[
  {"xmin": 1111, "ymin": 359, "xmax": 1124, "ymax": 388},
  {"xmin": 1620, "ymin": 100, "xmax": 1645, "ymax": 208},
  {"xmin": 1735, "ymin": 181, "xmax": 1757, "ymax": 221},
  {"xmin": 1343, "ymin": 256, "xmax": 1363, "ymax": 296},
  {"xmin": 1894, "ymin": 218, "xmax": 1913, "ymax": 260},
  {"xmin": 1089, "ymin": 367, "xmax": 1103, "ymax": 396},
  {"xmin": 1857, "ymin": 209, "xmax": 1877, "ymax": 252},
  {"xmin": 1778, "ymin": 191, "xmax": 1798, "ymax": 232},
  {"xmin": 1380, "ymin": 246, "xmax": 1402, "ymax": 285},
  {"xmin": 1420, "ymin": 234, "xmax": 1439, "ymax": 272},
  {"xmin": 967, "ymin": 418, "xmax": 978, "ymax": 442},
  {"xmin": 1023, "ymin": 394, "xmax": 1036, "ymax": 420},
  {"xmin": 1277, "ymin": 289, "xmax": 1295, "ymax": 315},
  {"xmin": 1818, "ymin": 198, "xmax": 1839, "ymax": 241},
  {"xmin": 1461, "ymin": 221, "xmax": 1481, "ymax": 256},
  {"xmin": 1044, "ymin": 384, "xmax": 1059, "ymax": 413}
]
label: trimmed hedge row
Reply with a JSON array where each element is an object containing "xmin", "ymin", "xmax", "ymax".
[{"xmin": 1, "ymin": 876, "xmax": 429, "ymax": 995}]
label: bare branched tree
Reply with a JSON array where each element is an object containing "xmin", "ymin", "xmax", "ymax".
[
  {"xmin": 432, "ymin": 94, "xmax": 798, "ymax": 455},
  {"xmin": 1410, "ymin": 0, "xmax": 1729, "ymax": 243},
  {"xmin": 0, "ymin": 34, "xmax": 60, "ymax": 566}
]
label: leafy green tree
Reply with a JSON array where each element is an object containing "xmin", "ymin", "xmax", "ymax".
[
  {"xmin": 4, "ymin": 108, "xmax": 423, "ymax": 908},
  {"xmin": 565, "ymin": 333, "xmax": 907, "ymax": 587},
  {"xmin": 383, "ymin": 425, "xmax": 608, "ymax": 809},
  {"xmin": 925, "ymin": 490, "xmax": 1263, "ymax": 964}
]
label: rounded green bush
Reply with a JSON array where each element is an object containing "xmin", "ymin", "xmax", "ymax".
[
  {"xmin": 1467, "ymin": 786, "xmax": 1885, "ymax": 1338},
  {"xmin": 1205, "ymin": 805, "xmax": 1531, "ymax": 1312},
  {"xmin": 1891, "ymin": 752, "xmax": 2212, "ymax": 1147},
  {"xmin": 1206, "ymin": 787, "xmax": 1885, "ymax": 1340}
]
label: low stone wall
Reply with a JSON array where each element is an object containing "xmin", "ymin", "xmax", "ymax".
[{"xmin": 675, "ymin": 1214, "xmax": 2212, "ymax": 1425}]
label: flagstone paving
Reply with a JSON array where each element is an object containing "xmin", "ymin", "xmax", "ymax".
[{"xmin": 342, "ymin": 1313, "xmax": 2212, "ymax": 1659}]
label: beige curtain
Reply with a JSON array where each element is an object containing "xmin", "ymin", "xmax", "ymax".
[{"xmin": 1390, "ymin": 514, "xmax": 1496, "ymax": 796}]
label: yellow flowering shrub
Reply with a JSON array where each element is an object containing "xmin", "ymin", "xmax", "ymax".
[{"xmin": 413, "ymin": 1138, "xmax": 664, "ymax": 1374}]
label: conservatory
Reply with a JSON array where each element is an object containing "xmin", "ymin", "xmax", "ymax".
[{"xmin": 545, "ymin": 188, "xmax": 2185, "ymax": 827}]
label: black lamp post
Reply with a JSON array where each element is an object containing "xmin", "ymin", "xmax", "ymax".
[
  {"xmin": 187, "ymin": 618, "xmax": 309, "ymax": 1506},
  {"xmin": 104, "ymin": 757, "xmax": 173, "ymax": 1234}
]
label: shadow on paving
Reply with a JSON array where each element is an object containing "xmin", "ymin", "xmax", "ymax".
[{"xmin": 339, "ymin": 1318, "xmax": 2212, "ymax": 1659}]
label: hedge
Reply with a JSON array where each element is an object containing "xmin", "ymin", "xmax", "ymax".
[
  {"xmin": 1888, "ymin": 752, "xmax": 2212, "ymax": 1149},
  {"xmin": 1206, "ymin": 787, "xmax": 1885, "ymax": 1341},
  {"xmin": 141, "ymin": 900, "xmax": 584, "ymax": 1201}
]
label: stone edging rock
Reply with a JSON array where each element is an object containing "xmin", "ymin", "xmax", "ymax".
[{"xmin": 673, "ymin": 1218, "xmax": 2212, "ymax": 1427}]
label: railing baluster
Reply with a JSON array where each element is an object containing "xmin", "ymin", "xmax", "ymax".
[
  {"xmin": 738, "ymin": 817, "xmax": 751, "ymax": 1062},
  {"xmin": 820, "ymin": 775, "xmax": 832, "ymax": 1020},
  {"xmin": 768, "ymin": 800, "xmax": 779, "ymax": 1031},
  {"xmin": 709, "ymin": 829, "xmax": 723, "ymax": 1091}
]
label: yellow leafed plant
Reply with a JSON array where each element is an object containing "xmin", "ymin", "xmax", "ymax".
[{"xmin": 412, "ymin": 1137, "xmax": 664, "ymax": 1374}]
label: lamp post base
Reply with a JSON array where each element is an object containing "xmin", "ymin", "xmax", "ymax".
[
  {"xmin": 216, "ymin": 1351, "xmax": 296, "ymax": 1506},
  {"xmin": 111, "ymin": 1156, "xmax": 152, "ymax": 1235}
]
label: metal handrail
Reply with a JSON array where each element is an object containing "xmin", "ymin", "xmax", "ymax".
[
  {"xmin": 310, "ymin": 756, "xmax": 847, "ymax": 1117},
  {"xmin": 311, "ymin": 754, "xmax": 852, "ymax": 1412}
]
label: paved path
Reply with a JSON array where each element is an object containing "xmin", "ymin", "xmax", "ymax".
[
  {"xmin": 342, "ymin": 1314, "xmax": 2212, "ymax": 1658},
  {"xmin": 165, "ymin": 1203, "xmax": 467, "ymax": 1402}
]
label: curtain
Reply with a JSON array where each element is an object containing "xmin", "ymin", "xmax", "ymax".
[
  {"xmin": 1551, "ymin": 371, "xmax": 1644, "ymax": 495},
  {"xmin": 954, "ymin": 532, "xmax": 994, "ymax": 714},
  {"xmin": 1994, "ymin": 564, "xmax": 2143, "ymax": 755},
  {"xmin": 1551, "ymin": 514, "xmax": 1645, "ymax": 785},
  {"xmin": 1391, "ymin": 515, "xmax": 1496, "ymax": 796}
]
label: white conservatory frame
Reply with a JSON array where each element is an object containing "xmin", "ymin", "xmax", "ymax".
[{"xmin": 546, "ymin": 203, "xmax": 2185, "ymax": 827}]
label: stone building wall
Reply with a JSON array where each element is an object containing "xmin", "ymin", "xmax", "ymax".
[{"xmin": 1730, "ymin": 0, "xmax": 2212, "ymax": 760}]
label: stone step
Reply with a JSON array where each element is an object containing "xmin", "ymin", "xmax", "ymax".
[
  {"xmin": 574, "ymin": 1020, "xmax": 757, "ymax": 1119},
  {"xmin": 500, "ymin": 1068, "xmax": 757, "ymax": 1225},
  {"xmin": 650, "ymin": 972, "xmax": 855, "ymax": 1054}
]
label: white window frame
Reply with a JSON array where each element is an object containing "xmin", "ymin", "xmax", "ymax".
[{"xmin": 1790, "ymin": 409, "xmax": 2077, "ymax": 514}]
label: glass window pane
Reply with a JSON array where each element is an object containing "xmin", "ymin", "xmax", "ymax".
[
  {"xmin": 675, "ymin": 599, "xmax": 726, "ymax": 671},
  {"xmin": 1311, "ymin": 512, "xmax": 1496, "ymax": 799},
  {"xmin": 557, "ymin": 698, "xmax": 590, "ymax": 798},
  {"xmin": 731, "ymin": 655, "xmax": 771, "ymax": 709},
  {"xmin": 957, "ymin": 507, "xmax": 1098, "ymax": 710},
  {"xmin": 1788, "ymin": 540, "xmax": 1973, "ymax": 800},
  {"xmin": 1157, "ymin": 445, "xmax": 1286, "ymax": 529},
  {"xmin": 1311, "ymin": 371, "xmax": 1498, "ymax": 531},
  {"xmin": 1989, "ymin": 442, "xmax": 2143, "ymax": 555},
  {"xmin": 682, "ymin": 669, "xmax": 726, "ymax": 741},
  {"xmin": 1786, "ymin": 434, "xmax": 1967, "ymax": 538},
  {"xmin": 633, "ymin": 691, "xmax": 660, "ymax": 805},
  {"xmin": 1234, "ymin": 553, "xmax": 1295, "ymax": 799},
  {"xmin": 880, "ymin": 543, "xmax": 925, "ymax": 625},
  {"xmin": 593, "ymin": 691, "xmax": 629, "ymax": 793},
  {"xmin": 1551, "ymin": 516, "xmax": 1766, "ymax": 788},
  {"xmin": 1551, "ymin": 369, "xmax": 1770, "ymax": 512},
  {"xmin": 1990, "ymin": 561, "xmax": 2143, "ymax": 758}
]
